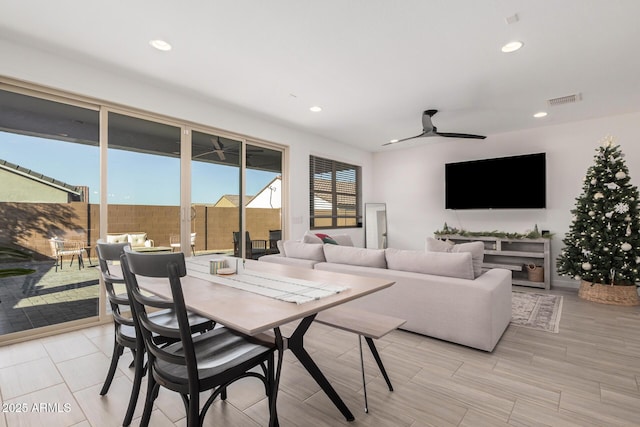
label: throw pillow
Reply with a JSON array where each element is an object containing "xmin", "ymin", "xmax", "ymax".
[
  {"xmin": 385, "ymin": 248, "xmax": 475, "ymax": 280},
  {"xmin": 106, "ymin": 233, "xmax": 128, "ymax": 244},
  {"xmin": 323, "ymin": 245, "xmax": 387, "ymax": 268},
  {"xmin": 426, "ymin": 237, "xmax": 484, "ymax": 278},
  {"xmin": 302, "ymin": 231, "xmax": 323, "ymax": 244},
  {"xmin": 127, "ymin": 233, "xmax": 148, "ymax": 247},
  {"xmin": 331, "ymin": 234, "xmax": 354, "ymax": 246},
  {"xmin": 315, "ymin": 233, "xmax": 338, "ymax": 245}
]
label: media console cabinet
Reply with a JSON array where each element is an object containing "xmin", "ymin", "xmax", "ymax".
[{"xmin": 437, "ymin": 234, "xmax": 551, "ymax": 290}]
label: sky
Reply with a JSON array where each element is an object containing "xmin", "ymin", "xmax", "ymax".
[{"xmin": 0, "ymin": 132, "xmax": 278, "ymax": 205}]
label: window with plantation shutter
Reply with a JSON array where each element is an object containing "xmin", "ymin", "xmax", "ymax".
[{"xmin": 309, "ymin": 155, "xmax": 362, "ymax": 229}]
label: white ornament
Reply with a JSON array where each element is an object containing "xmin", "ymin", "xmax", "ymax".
[
  {"xmin": 621, "ymin": 243, "xmax": 632, "ymax": 251},
  {"xmin": 574, "ymin": 275, "xmax": 582, "ymax": 280},
  {"xmin": 605, "ymin": 182, "xmax": 620, "ymax": 190},
  {"xmin": 591, "ymin": 178, "xmax": 597, "ymax": 185},
  {"xmin": 582, "ymin": 262, "xmax": 592, "ymax": 271},
  {"xmin": 614, "ymin": 203, "xmax": 629, "ymax": 214},
  {"xmin": 589, "ymin": 211, "xmax": 596, "ymax": 217},
  {"xmin": 625, "ymin": 215, "xmax": 631, "ymax": 221},
  {"xmin": 615, "ymin": 171, "xmax": 627, "ymax": 180},
  {"xmin": 605, "ymin": 212, "xmax": 613, "ymax": 218},
  {"xmin": 627, "ymin": 224, "xmax": 632, "ymax": 237},
  {"xmin": 594, "ymin": 192, "xmax": 604, "ymax": 200}
]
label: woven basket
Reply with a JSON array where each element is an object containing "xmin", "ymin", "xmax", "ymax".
[
  {"xmin": 579, "ymin": 280, "xmax": 640, "ymax": 306},
  {"xmin": 526, "ymin": 264, "xmax": 544, "ymax": 282}
]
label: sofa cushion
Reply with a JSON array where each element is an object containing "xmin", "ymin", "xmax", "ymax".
[
  {"xmin": 385, "ymin": 248, "xmax": 475, "ymax": 280},
  {"xmin": 127, "ymin": 233, "xmax": 148, "ymax": 247},
  {"xmin": 282, "ymin": 241, "xmax": 326, "ymax": 261},
  {"xmin": 426, "ymin": 237, "xmax": 484, "ymax": 278},
  {"xmin": 323, "ymin": 244, "xmax": 387, "ymax": 268},
  {"xmin": 106, "ymin": 233, "xmax": 128, "ymax": 244}
]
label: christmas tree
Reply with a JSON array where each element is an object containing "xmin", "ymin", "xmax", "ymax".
[{"xmin": 557, "ymin": 137, "xmax": 640, "ymax": 286}]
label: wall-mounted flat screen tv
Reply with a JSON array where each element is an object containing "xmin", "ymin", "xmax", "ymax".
[{"xmin": 445, "ymin": 153, "xmax": 546, "ymax": 209}]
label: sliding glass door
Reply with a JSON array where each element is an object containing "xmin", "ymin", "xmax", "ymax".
[
  {"xmin": 0, "ymin": 79, "xmax": 287, "ymax": 342},
  {"xmin": 0, "ymin": 88, "xmax": 100, "ymax": 338},
  {"xmin": 245, "ymin": 143, "xmax": 283, "ymax": 257},
  {"xmin": 190, "ymin": 130, "xmax": 242, "ymax": 256}
]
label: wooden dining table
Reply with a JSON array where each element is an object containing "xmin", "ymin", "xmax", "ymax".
[{"xmin": 135, "ymin": 255, "xmax": 395, "ymax": 425}]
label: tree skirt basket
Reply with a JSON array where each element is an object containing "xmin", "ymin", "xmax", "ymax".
[{"xmin": 579, "ymin": 280, "xmax": 640, "ymax": 306}]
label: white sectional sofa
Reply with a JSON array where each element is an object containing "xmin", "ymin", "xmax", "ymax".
[{"xmin": 260, "ymin": 236, "xmax": 512, "ymax": 352}]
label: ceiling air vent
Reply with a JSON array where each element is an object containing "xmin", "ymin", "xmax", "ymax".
[{"xmin": 547, "ymin": 93, "xmax": 582, "ymax": 107}]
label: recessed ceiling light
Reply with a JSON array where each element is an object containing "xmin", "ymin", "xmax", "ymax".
[
  {"xmin": 501, "ymin": 41, "xmax": 523, "ymax": 53},
  {"xmin": 309, "ymin": 106, "xmax": 322, "ymax": 112},
  {"xmin": 389, "ymin": 139, "xmax": 399, "ymax": 143},
  {"xmin": 150, "ymin": 39, "xmax": 172, "ymax": 51},
  {"xmin": 533, "ymin": 111, "xmax": 548, "ymax": 118}
]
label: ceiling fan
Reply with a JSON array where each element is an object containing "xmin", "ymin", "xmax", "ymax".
[
  {"xmin": 383, "ymin": 109, "xmax": 486, "ymax": 146},
  {"xmin": 192, "ymin": 137, "xmax": 227, "ymax": 160}
]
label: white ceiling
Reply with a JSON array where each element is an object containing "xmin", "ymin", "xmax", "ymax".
[{"xmin": 2, "ymin": 0, "xmax": 640, "ymax": 152}]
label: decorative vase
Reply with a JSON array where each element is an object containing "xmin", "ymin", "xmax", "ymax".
[{"xmin": 578, "ymin": 280, "xmax": 640, "ymax": 306}]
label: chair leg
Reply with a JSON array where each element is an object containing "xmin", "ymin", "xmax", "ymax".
[
  {"xmin": 267, "ymin": 352, "xmax": 280, "ymax": 427},
  {"xmin": 140, "ymin": 375, "xmax": 158, "ymax": 427},
  {"xmin": 123, "ymin": 346, "xmax": 145, "ymax": 426},
  {"xmin": 100, "ymin": 341, "xmax": 124, "ymax": 395},
  {"xmin": 187, "ymin": 392, "xmax": 200, "ymax": 427}
]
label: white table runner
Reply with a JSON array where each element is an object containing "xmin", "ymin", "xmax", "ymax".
[{"xmin": 187, "ymin": 257, "xmax": 348, "ymax": 304}]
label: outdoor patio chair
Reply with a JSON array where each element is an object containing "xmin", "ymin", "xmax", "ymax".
[
  {"xmin": 96, "ymin": 240, "xmax": 214, "ymax": 426},
  {"xmin": 170, "ymin": 232, "xmax": 196, "ymax": 256},
  {"xmin": 49, "ymin": 238, "xmax": 85, "ymax": 272},
  {"xmin": 267, "ymin": 229, "xmax": 282, "ymax": 254},
  {"xmin": 233, "ymin": 231, "xmax": 268, "ymax": 259},
  {"xmin": 120, "ymin": 247, "xmax": 277, "ymax": 427}
]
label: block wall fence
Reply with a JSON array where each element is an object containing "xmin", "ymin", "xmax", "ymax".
[{"xmin": 0, "ymin": 202, "xmax": 281, "ymax": 259}]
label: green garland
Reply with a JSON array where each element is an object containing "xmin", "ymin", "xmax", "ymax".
[{"xmin": 434, "ymin": 223, "xmax": 553, "ymax": 240}]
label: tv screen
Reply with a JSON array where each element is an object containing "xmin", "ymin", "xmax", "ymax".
[{"xmin": 445, "ymin": 153, "xmax": 546, "ymax": 209}]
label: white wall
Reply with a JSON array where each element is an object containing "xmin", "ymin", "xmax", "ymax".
[
  {"xmin": 0, "ymin": 39, "xmax": 373, "ymax": 245},
  {"xmin": 373, "ymin": 111, "xmax": 640, "ymax": 288}
]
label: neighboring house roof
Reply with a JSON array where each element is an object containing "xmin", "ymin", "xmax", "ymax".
[
  {"xmin": 0, "ymin": 158, "xmax": 83, "ymax": 199},
  {"xmin": 247, "ymin": 176, "xmax": 281, "ymax": 208},
  {"xmin": 213, "ymin": 194, "xmax": 255, "ymax": 207}
]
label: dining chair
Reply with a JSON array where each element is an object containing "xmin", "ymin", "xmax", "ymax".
[
  {"xmin": 96, "ymin": 240, "xmax": 214, "ymax": 426},
  {"xmin": 120, "ymin": 247, "xmax": 277, "ymax": 427}
]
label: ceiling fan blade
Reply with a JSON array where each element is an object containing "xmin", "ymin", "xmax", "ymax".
[
  {"xmin": 386, "ymin": 108, "xmax": 485, "ymax": 146},
  {"xmin": 382, "ymin": 132, "xmax": 428, "ymax": 146},
  {"xmin": 211, "ymin": 137, "xmax": 226, "ymax": 160},
  {"xmin": 435, "ymin": 131, "xmax": 486, "ymax": 139}
]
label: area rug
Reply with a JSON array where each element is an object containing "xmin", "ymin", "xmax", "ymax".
[{"xmin": 511, "ymin": 291, "xmax": 563, "ymax": 333}]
